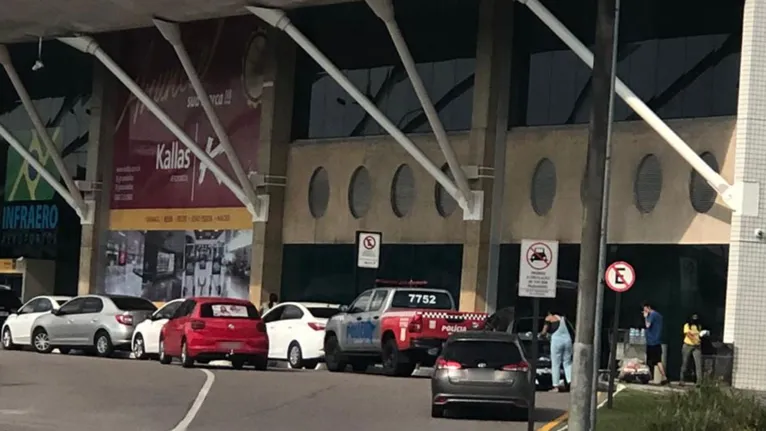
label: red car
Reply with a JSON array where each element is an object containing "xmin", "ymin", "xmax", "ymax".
[{"xmin": 159, "ymin": 297, "xmax": 269, "ymax": 370}]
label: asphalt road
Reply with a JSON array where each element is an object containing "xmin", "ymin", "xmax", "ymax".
[{"xmin": 0, "ymin": 350, "xmax": 569, "ymax": 431}]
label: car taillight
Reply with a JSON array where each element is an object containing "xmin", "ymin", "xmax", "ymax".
[
  {"xmin": 115, "ymin": 314, "xmax": 133, "ymax": 326},
  {"xmin": 256, "ymin": 321, "xmax": 266, "ymax": 332},
  {"xmin": 408, "ymin": 314, "xmax": 423, "ymax": 333},
  {"xmin": 502, "ymin": 361, "xmax": 530, "ymax": 372},
  {"xmin": 308, "ymin": 322, "xmax": 325, "ymax": 331},
  {"xmin": 435, "ymin": 357, "xmax": 462, "ymax": 370},
  {"xmin": 190, "ymin": 320, "xmax": 206, "ymax": 330}
]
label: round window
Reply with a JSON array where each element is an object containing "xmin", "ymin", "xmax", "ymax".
[
  {"xmin": 530, "ymin": 158, "xmax": 557, "ymax": 216},
  {"xmin": 634, "ymin": 154, "xmax": 663, "ymax": 214},
  {"xmin": 308, "ymin": 167, "xmax": 329, "ymax": 218},
  {"xmin": 434, "ymin": 164, "xmax": 457, "ymax": 217},
  {"xmin": 391, "ymin": 164, "xmax": 416, "ymax": 218},
  {"xmin": 348, "ymin": 166, "xmax": 372, "ymax": 219},
  {"xmin": 689, "ymin": 152, "xmax": 719, "ymax": 213}
]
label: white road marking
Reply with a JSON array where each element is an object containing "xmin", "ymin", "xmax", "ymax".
[{"xmin": 169, "ymin": 369, "xmax": 215, "ymax": 431}]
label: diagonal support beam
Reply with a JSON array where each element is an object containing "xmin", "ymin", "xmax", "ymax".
[
  {"xmin": 57, "ymin": 35, "xmax": 258, "ymax": 219},
  {"xmin": 246, "ymin": 6, "xmax": 483, "ymax": 220},
  {"xmin": 364, "ymin": 0, "xmax": 474, "ymax": 210},
  {"xmin": 152, "ymin": 18, "xmax": 261, "ymax": 215},
  {"xmin": 516, "ymin": 0, "xmax": 741, "ymax": 213},
  {"xmin": 0, "ymin": 45, "xmax": 88, "ymax": 222}
]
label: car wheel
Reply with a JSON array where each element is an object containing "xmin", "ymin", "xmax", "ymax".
[
  {"xmin": 32, "ymin": 328, "xmax": 53, "ymax": 354},
  {"xmin": 94, "ymin": 331, "xmax": 114, "ymax": 358},
  {"xmin": 324, "ymin": 334, "xmax": 347, "ymax": 372},
  {"xmin": 58, "ymin": 348, "xmax": 71, "ymax": 355},
  {"xmin": 382, "ymin": 337, "xmax": 415, "ymax": 377},
  {"xmin": 1, "ymin": 327, "xmax": 18, "ymax": 350},
  {"xmin": 159, "ymin": 337, "xmax": 172, "ymax": 365},
  {"xmin": 287, "ymin": 341, "xmax": 304, "ymax": 369},
  {"xmin": 133, "ymin": 334, "xmax": 147, "ymax": 360},
  {"xmin": 431, "ymin": 404, "xmax": 445, "ymax": 418},
  {"xmin": 180, "ymin": 339, "xmax": 194, "ymax": 368}
]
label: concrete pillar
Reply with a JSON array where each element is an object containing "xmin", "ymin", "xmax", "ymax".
[
  {"xmin": 77, "ymin": 61, "xmax": 116, "ymax": 295},
  {"xmin": 248, "ymin": 31, "xmax": 295, "ymax": 308},
  {"xmin": 458, "ymin": 0, "xmax": 513, "ymax": 313},
  {"xmin": 724, "ymin": 0, "xmax": 766, "ymax": 391}
]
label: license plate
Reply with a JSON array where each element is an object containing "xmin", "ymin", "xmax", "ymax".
[
  {"xmin": 0, "ymin": 311, "xmax": 8, "ymax": 317},
  {"xmin": 219, "ymin": 342, "xmax": 242, "ymax": 350}
]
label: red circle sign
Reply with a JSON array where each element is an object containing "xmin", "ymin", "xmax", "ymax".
[
  {"xmin": 525, "ymin": 242, "xmax": 553, "ymax": 270},
  {"xmin": 363, "ymin": 235, "xmax": 377, "ymax": 250},
  {"xmin": 605, "ymin": 261, "xmax": 636, "ymax": 293}
]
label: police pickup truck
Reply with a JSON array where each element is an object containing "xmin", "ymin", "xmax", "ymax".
[{"xmin": 323, "ymin": 280, "xmax": 487, "ymax": 377}]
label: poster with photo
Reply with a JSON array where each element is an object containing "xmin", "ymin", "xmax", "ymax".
[{"xmin": 104, "ymin": 229, "xmax": 252, "ymax": 301}]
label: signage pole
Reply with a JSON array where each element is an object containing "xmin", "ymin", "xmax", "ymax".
[
  {"xmin": 527, "ymin": 297, "xmax": 540, "ymax": 431},
  {"xmin": 606, "ymin": 292, "xmax": 621, "ymax": 408},
  {"xmin": 353, "ymin": 231, "xmax": 361, "ymax": 297},
  {"xmin": 591, "ymin": 0, "xmax": 621, "ymax": 425}
]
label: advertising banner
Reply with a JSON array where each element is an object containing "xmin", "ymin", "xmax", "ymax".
[{"xmin": 110, "ymin": 16, "xmax": 268, "ymax": 231}]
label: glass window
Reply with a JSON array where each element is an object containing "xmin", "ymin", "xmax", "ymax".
[
  {"xmin": 509, "ymin": 0, "xmax": 743, "ymax": 127},
  {"xmin": 443, "ymin": 340, "xmax": 523, "ymax": 368},
  {"xmin": 281, "ymin": 305, "xmax": 304, "ymax": 320},
  {"xmin": 291, "ymin": 0, "xmax": 479, "ymax": 140},
  {"xmin": 58, "ymin": 298, "xmax": 85, "ymax": 315},
  {"xmin": 200, "ymin": 302, "xmax": 260, "ymax": 319},
  {"xmin": 81, "ymin": 297, "xmax": 104, "ymax": 314},
  {"xmin": 369, "ymin": 290, "xmax": 389, "ymax": 312},
  {"xmin": 18, "ymin": 299, "xmax": 40, "ymax": 314},
  {"xmin": 34, "ymin": 299, "xmax": 54, "ymax": 313},
  {"xmin": 55, "ymin": 299, "xmax": 70, "ymax": 307},
  {"xmin": 110, "ymin": 297, "xmax": 157, "ymax": 311},
  {"xmin": 173, "ymin": 300, "xmax": 196, "ymax": 319},
  {"xmin": 263, "ymin": 305, "xmax": 285, "ymax": 323},
  {"xmin": 307, "ymin": 307, "xmax": 342, "ymax": 319},
  {"xmin": 155, "ymin": 301, "xmax": 182, "ymax": 320},
  {"xmin": 348, "ymin": 291, "xmax": 373, "ymax": 314},
  {"xmin": 390, "ymin": 290, "xmax": 453, "ymax": 310}
]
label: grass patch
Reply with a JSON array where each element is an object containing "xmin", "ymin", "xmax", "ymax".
[
  {"xmin": 596, "ymin": 389, "xmax": 667, "ymax": 431},
  {"xmin": 594, "ymin": 383, "xmax": 766, "ymax": 431}
]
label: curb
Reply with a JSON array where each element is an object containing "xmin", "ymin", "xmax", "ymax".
[{"xmin": 545, "ymin": 385, "xmax": 627, "ymax": 431}]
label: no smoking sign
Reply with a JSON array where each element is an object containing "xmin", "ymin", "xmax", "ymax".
[{"xmin": 605, "ymin": 261, "xmax": 636, "ymax": 293}]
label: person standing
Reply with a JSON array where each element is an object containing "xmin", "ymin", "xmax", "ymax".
[
  {"xmin": 643, "ymin": 302, "xmax": 668, "ymax": 385},
  {"xmin": 261, "ymin": 293, "xmax": 279, "ymax": 314},
  {"xmin": 540, "ymin": 310, "xmax": 573, "ymax": 392},
  {"xmin": 680, "ymin": 313, "xmax": 703, "ymax": 385}
]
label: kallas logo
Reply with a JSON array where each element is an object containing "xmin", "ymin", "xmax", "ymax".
[{"xmin": 155, "ymin": 141, "xmax": 191, "ymax": 170}]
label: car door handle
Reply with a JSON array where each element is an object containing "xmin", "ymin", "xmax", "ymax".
[
  {"xmin": 356, "ymin": 317, "xmax": 362, "ymax": 321},
  {"xmin": 90, "ymin": 319, "xmax": 98, "ymax": 323},
  {"xmin": 373, "ymin": 316, "xmax": 380, "ymax": 320}
]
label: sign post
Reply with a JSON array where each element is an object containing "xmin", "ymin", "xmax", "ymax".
[
  {"xmin": 518, "ymin": 239, "xmax": 559, "ymax": 431},
  {"xmin": 354, "ymin": 231, "xmax": 382, "ymax": 296},
  {"xmin": 604, "ymin": 260, "xmax": 635, "ymax": 408}
]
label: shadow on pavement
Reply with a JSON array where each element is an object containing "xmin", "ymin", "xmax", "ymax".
[{"xmin": 442, "ymin": 405, "xmax": 566, "ymax": 422}]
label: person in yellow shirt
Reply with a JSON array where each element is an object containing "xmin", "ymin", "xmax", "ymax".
[{"xmin": 680, "ymin": 313, "xmax": 703, "ymax": 385}]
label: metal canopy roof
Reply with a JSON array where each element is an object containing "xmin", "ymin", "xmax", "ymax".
[{"xmin": 0, "ymin": 0, "xmax": 348, "ymax": 43}]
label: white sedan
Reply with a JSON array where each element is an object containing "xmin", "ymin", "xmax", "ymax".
[
  {"xmin": 262, "ymin": 302, "xmax": 342, "ymax": 369},
  {"xmin": 131, "ymin": 299, "xmax": 184, "ymax": 360},
  {"xmin": 2, "ymin": 295, "xmax": 71, "ymax": 350}
]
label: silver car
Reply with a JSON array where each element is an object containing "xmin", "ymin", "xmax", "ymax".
[
  {"xmin": 431, "ymin": 331, "xmax": 532, "ymax": 419},
  {"xmin": 31, "ymin": 295, "xmax": 157, "ymax": 357}
]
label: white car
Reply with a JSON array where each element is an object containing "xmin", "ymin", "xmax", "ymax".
[
  {"xmin": 2, "ymin": 295, "xmax": 71, "ymax": 350},
  {"xmin": 131, "ymin": 299, "xmax": 184, "ymax": 360},
  {"xmin": 262, "ymin": 302, "xmax": 342, "ymax": 369}
]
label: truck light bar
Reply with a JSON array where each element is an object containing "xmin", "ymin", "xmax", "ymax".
[{"xmin": 375, "ymin": 279, "xmax": 429, "ymax": 286}]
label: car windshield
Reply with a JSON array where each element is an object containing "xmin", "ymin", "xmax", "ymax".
[
  {"xmin": 0, "ymin": 290, "xmax": 21, "ymax": 308},
  {"xmin": 200, "ymin": 303, "xmax": 260, "ymax": 319},
  {"xmin": 443, "ymin": 340, "xmax": 523, "ymax": 368},
  {"xmin": 308, "ymin": 307, "xmax": 341, "ymax": 319},
  {"xmin": 110, "ymin": 297, "xmax": 157, "ymax": 311},
  {"xmin": 390, "ymin": 290, "xmax": 453, "ymax": 310}
]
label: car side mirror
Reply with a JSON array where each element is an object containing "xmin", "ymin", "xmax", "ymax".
[
  {"xmin": 339, "ymin": 305, "xmax": 349, "ymax": 313},
  {"xmin": 51, "ymin": 309, "xmax": 61, "ymax": 316}
]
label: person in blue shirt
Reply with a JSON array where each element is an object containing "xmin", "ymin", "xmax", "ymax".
[{"xmin": 643, "ymin": 302, "xmax": 668, "ymax": 384}]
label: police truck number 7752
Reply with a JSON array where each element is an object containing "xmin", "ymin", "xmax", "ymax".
[{"xmin": 408, "ymin": 294, "xmax": 437, "ymax": 305}]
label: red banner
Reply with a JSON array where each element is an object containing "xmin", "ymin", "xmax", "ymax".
[{"xmin": 112, "ymin": 17, "xmax": 268, "ymax": 210}]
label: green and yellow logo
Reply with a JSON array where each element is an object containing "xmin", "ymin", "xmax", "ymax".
[{"xmin": 5, "ymin": 128, "xmax": 62, "ymax": 202}]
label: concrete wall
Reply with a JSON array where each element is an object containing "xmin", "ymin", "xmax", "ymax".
[{"xmin": 284, "ymin": 116, "xmax": 735, "ymax": 245}]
